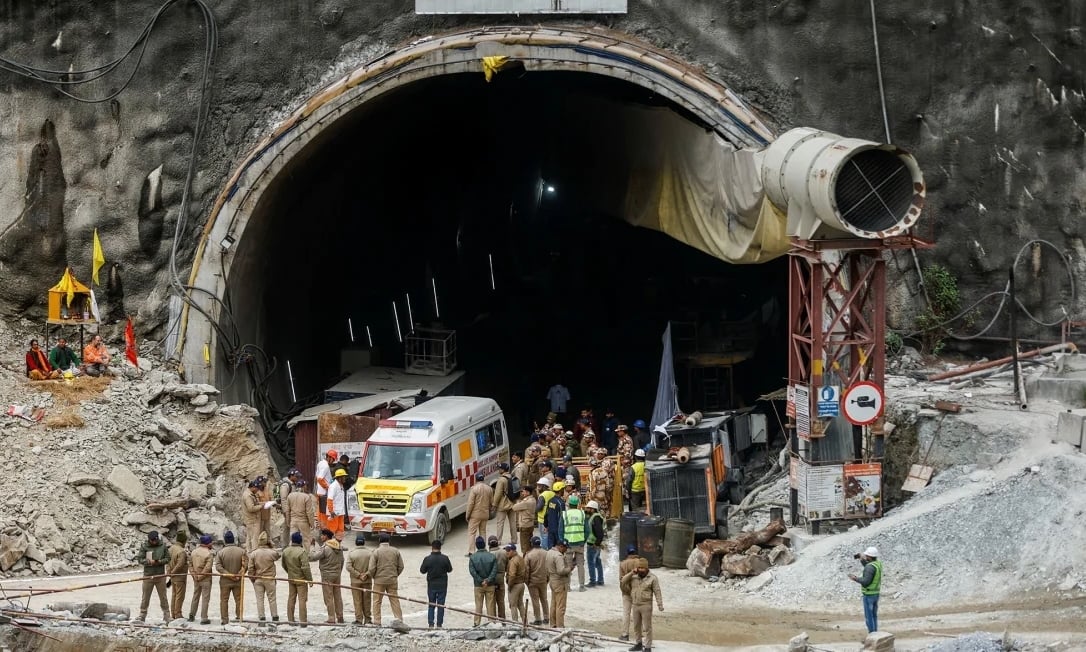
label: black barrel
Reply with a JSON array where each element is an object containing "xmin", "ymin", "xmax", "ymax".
[
  {"xmin": 637, "ymin": 515, "xmax": 665, "ymax": 568},
  {"xmin": 663, "ymin": 518, "xmax": 695, "ymax": 569},
  {"xmin": 620, "ymin": 512, "xmax": 640, "ymax": 556}
]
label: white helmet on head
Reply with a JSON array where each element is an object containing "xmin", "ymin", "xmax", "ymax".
[
  {"xmin": 863, "ymin": 546, "xmax": 879, "ymax": 558},
  {"xmin": 586, "ymin": 500, "xmax": 600, "ymax": 511},
  {"xmin": 536, "ymin": 477, "xmax": 552, "ymax": 488}
]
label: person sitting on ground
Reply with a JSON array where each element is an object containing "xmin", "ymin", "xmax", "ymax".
[
  {"xmin": 83, "ymin": 334, "xmax": 111, "ymax": 377},
  {"xmin": 48, "ymin": 337, "xmax": 81, "ymax": 374},
  {"xmin": 25, "ymin": 339, "xmax": 59, "ymax": 380}
]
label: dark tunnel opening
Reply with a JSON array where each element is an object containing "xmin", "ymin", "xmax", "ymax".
[{"xmin": 222, "ymin": 71, "xmax": 789, "ymax": 455}]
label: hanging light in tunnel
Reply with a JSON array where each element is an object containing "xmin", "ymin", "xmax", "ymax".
[
  {"xmin": 405, "ymin": 293, "xmax": 414, "ymax": 333},
  {"xmin": 348, "ymin": 318, "xmax": 355, "ymax": 343},
  {"xmin": 488, "ymin": 253, "xmax": 496, "ymax": 291},
  {"xmin": 432, "ymin": 278, "xmax": 441, "ymax": 319},
  {"xmin": 366, "ymin": 325, "xmax": 373, "ymax": 348},
  {"xmin": 546, "ymin": 185, "xmax": 556, "ymax": 194},
  {"xmin": 392, "ymin": 301, "xmax": 403, "ymax": 343},
  {"xmin": 286, "ymin": 359, "xmax": 297, "ymax": 404}
]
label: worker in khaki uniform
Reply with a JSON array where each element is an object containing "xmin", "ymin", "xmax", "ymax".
[
  {"xmin": 505, "ymin": 543, "xmax": 527, "ymax": 623},
  {"xmin": 621, "ymin": 557, "xmax": 664, "ymax": 652},
  {"xmin": 188, "ymin": 534, "xmax": 214, "ymax": 624},
  {"xmin": 165, "ymin": 531, "xmax": 189, "ymax": 620},
  {"xmin": 277, "ymin": 468, "xmax": 300, "ymax": 548},
  {"xmin": 215, "ymin": 531, "xmax": 248, "ymax": 625},
  {"xmin": 465, "ymin": 471, "xmax": 494, "ymax": 556},
  {"xmin": 545, "ymin": 540, "xmax": 572, "ymax": 627},
  {"xmin": 524, "ymin": 535, "xmax": 549, "ymax": 625},
  {"xmin": 256, "ymin": 474, "xmax": 274, "ymax": 546},
  {"xmin": 346, "ymin": 533, "xmax": 373, "ymax": 624},
  {"xmin": 492, "ymin": 462, "xmax": 515, "ymax": 543},
  {"xmin": 368, "ymin": 532, "xmax": 405, "ymax": 625},
  {"xmin": 618, "ymin": 545, "xmax": 641, "ymax": 640},
  {"xmin": 511, "ymin": 486, "xmax": 537, "ymax": 554},
  {"xmin": 488, "ymin": 537, "xmax": 507, "ymax": 619},
  {"xmin": 242, "ymin": 479, "xmax": 272, "ymax": 553},
  {"xmin": 309, "ymin": 528, "xmax": 345, "ymax": 623},
  {"xmin": 281, "ymin": 531, "xmax": 312, "ymax": 626},
  {"xmin": 287, "ymin": 479, "xmax": 316, "ymax": 551},
  {"xmin": 249, "ymin": 532, "xmax": 281, "ymax": 623}
]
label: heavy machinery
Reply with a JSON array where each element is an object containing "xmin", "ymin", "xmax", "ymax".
[{"xmin": 644, "ymin": 409, "xmax": 767, "ymax": 539}]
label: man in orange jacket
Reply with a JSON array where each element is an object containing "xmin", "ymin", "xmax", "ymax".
[{"xmin": 83, "ymin": 334, "xmax": 112, "ymax": 377}]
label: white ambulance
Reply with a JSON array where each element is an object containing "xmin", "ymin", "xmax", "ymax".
[{"xmin": 353, "ymin": 396, "xmax": 508, "ymax": 543}]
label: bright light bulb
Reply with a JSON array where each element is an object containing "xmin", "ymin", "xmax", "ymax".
[{"xmin": 546, "ymin": 185, "xmax": 556, "ymax": 193}]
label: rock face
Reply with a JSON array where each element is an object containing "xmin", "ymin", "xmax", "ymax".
[
  {"xmin": 191, "ymin": 417, "xmax": 272, "ymax": 481},
  {"xmin": 106, "ymin": 465, "xmax": 147, "ymax": 504},
  {"xmin": 0, "ymin": 534, "xmax": 28, "ymax": 571},
  {"xmin": 186, "ymin": 509, "xmax": 237, "ymax": 539},
  {"xmin": 32, "ymin": 514, "xmax": 69, "ymax": 556}
]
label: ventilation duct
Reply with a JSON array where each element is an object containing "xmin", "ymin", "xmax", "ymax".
[{"xmin": 761, "ymin": 127, "xmax": 925, "ymax": 240}]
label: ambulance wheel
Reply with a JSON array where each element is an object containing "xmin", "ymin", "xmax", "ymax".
[{"xmin": 429, "ymin": 511, "xmax": 450, "ymax": 545}]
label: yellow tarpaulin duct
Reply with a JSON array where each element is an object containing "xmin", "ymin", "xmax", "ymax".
[
  {"xmin": 569, "ymin": 97, "xmax": 789, "ymax": 264},
  {"xmin": 481, "ymin": 56, "xmax": 510, "ymax": 82}
]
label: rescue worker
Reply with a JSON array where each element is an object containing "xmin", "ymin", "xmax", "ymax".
[
  {"xmin": 326, "ymin": 468, "xmax": 349, "ymax": 537},
  {"xmin": 136, "ymin": 531, "xmax": 171, "ymax": 622},
  {"xmin": 537, "ymin": 459, "xmax": 555, "ymax": 487},
  {"xmin": 242, "ymin": 479, "xmax": 273, "ymax": 553},
  {"xmin": 630, "ymin": 449, "xmax": 647, "ymax": 512},
  {"xmin": 585, "ymin": 500, "xmax": 606, "ymax": 587},
  {"xmin": 315, "ymin": 448, "xmax": 337, "ymax": 530},
  {"xmin": 618, "ymin": 545, "xmax": 641, "ymax": 640},
  {"xmin": 465, "ymin": 470, "xmax": 493, "ymax": 557},
  {"xmin": 165, "ymin": 531, "xmax": 189, "ymax": 620},
  {"xmin": 368, "ymin": 532, "xmax": 405, "ymax": 626},
  {"xmin": 549, "ymin": 432, "xmax": 565, "ymax": 460},
  {"xmin": 468, "ymin": 536, "xmax": 498, "ymax": 626},
  {"xmin": 505, "ymin": 543, "xmax": 526, "ymax": 623},
  {"xmin": 249, "ymin": 532, "xmax": 281, "ymax": 623},
  {"xmin": 545, "ymin": 539, "xmax": 572, "ymax": 627},
  {"xmin": 602, "ymin": 408, "xmax": 620, "ymax": 453},
  {"xmin": 848, "ymin": 546, "xmax": 883, "ymax": 633},
  {"xmin": 511, "ymin": 451, "xmax": 528, "ymax": 489},
  {"xmin": 488, "ymin": 536, "xmax": 507, "ymax": 619},
  {"xmin": 309, "ymin": 528, "xmax": 344, "ymax": 623},
  {"xmin": 581, "ymin": 430, "xmax": 598, "ymax": 458},
  {"xmin": 346, "ymin": 533, "xmax": 373, "ymax": 625},
  {"xmin": 525, "ymin": 445, "xmax": 542, "ymax": 489},
  {"xmin": 561, "ymin": 495, "xmax": 587, "ymax": 591},
  {"xmin": 616, "ymin": 425, "xmax": 634, "ymax": 462},
  {"xmin": 277, "ymin": 468, "xmax": 300, "ymax": 547},
  {"xmin": 535, "ymin": 477, "xmax": 555, "ymax": 550},
  {"xmin": 492, "ymin": 462, "xmax": 515, "ymax": 543},
  {"xmin": 524, "ymin": 536, "xmax": 549, "ymax": 625},
  {"xmin": 286, "ymin": 479, "xmax": 316, "ymax": 551},
  {"xmin": 214, "ymin": 531, "xmax": 248, "ymax": 625},
  {"xmin": 256, "ymin": 474, "xmax": 274, "ymax": 545},
  {"xmin": 632, "ymin": 420, "xmax": 651, "ymax": 451},
  {"xmin": 281, "ymin": 531, "xmax": 312, "ymax": 626},
  {"xmin": 543, "ymin": 481, "xmax": 566, "ymax": 549},
  {"xmin": 187, "ymin": 534, "xmax": 214, "ymax": 624},
  {"xmin": 621, "ymin": 557, "xmax": 664, "ymax": 652},
  {"xmin": 590, "ymin": 449, "xmax": 615, "ymax": 517},
  {"xmin": 419, "ymin": 539, "xmax": 452, "ymax": 628},
  {"xmin": 561, "ymin": 454, "xmax": 581, "ymax": 489},
  {"xmin": 511, "ymin": 485, "xmax": 537, "ymax": 562}
]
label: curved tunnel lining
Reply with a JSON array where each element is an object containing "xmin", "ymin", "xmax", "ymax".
[{"xmin": 179, "ymin": 27, "xmax": 778, "ymax": 384}]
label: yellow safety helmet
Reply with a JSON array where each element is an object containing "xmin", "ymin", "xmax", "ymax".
[
  {"xmin": 334, "ymin": 469, "xmax": 348, "ymax": 478},
  {"xmin": 553, "ymin": 481, "xmax": 565, "ymax": 493}
]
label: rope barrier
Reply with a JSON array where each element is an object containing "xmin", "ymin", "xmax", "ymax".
[
  {"xmin": 1, "ymin": 570, "xmax": 632, "ymax": 645},
  {"xmin": 0, "ymin": 608, "xmax": 290, "ymax": 639}
]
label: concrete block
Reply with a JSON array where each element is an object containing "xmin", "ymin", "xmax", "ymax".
[
  {"xmin": 1055, "ymin": 410, "xmax": 1086, "ymax": 447},
  {"xmin": 863, "ymin": 631, "xmax": 895, "ymax": 651},
  {"xmin": 1025, "ymin": 377, "xmax": 1086, "ymax": 408}
]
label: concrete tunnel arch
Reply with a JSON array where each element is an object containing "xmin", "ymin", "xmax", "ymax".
[{"xmin": 177, "ymin": 26, "xmax": 783, "ymax": 387}]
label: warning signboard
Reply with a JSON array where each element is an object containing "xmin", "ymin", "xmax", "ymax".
[
  {"xmin": 843, "ymin": 381, "xmax": 884, "ymax": 426},
  {"xmin": 794, "ymin": 459, "xmax": 883, "ymax": 521},
  {"xmin": 795, "ymin": 385, "xmax": 811, "ymax": 440},
  {"xmin": 817, "ymin": 385, "xmax": 840, "ymax": 418}
]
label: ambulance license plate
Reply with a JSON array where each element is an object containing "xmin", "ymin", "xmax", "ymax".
[{"xmin": 372, "ymin": 521, "xmax": 395, "ymax": 532}]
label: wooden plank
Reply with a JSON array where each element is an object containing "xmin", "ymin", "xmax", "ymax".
[{"xmin": 901, "ymin": 464, "xmax": 934, "ymax": 493}]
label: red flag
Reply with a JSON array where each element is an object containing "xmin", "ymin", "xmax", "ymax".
[{"xmin": 125, "ymin": 317, "xmax": 138, "ymax": 367}]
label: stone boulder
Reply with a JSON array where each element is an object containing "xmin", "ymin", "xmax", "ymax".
[
  {"xmin": 122, "ymin": 511, "xmax": 177, "ymax": 528},
  {"xmin": 66, "ymin": 472, "xmax": 103, "ymax": 487},
  {"xmin": 0, "ymin": 533, "xmax": 28, "ymax": 571},
  {"xmin": 218, "ymin": 404, "xmax": 259, "ymax": 419},
  {"xmin": 33, "ymin": 514, "xmax": 69, "ymax": 556},
  {"xmin": 151, "ymin": 414, "xmax": 190, "ymax": 444},
  {"xmin": 769, "ymin": 544, "xmax": 795, "ymax": 566},
  {"xmin": 106, "ymin": 465, "xmax": 146, "ymax": 504},
  {"xmin": 77, "ymin": 485, "xmax": 97, "ymax": 499},
  {"xmin": 186, "ymin": 509, "xmax": 237, "ymax": 539},
  {"xmin": 190, "ymin": 417, "xmax": 272, "ymax": 481},
  {"xmin": 43, "ymin": 559, "xmax": 74, "ymax": 576},
  {"xmin": 863, "ymin": 631, "xmax": 895, "ymax": 652},
  {"xmin": 194, "ymin": 402, "xmax": 218, "ymax": 417}
]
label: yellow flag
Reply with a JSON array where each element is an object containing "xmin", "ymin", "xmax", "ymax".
[
  {"xmin": 482, "ymin": 56, "xmax": 509, "ymax": 82},
  {"xmin": 92, "ymin": 229, "xmax": 106, "ymax": 286},
  {"xmin": 60, "ymin": 268, "xmax": 75, "ymax": 307}
]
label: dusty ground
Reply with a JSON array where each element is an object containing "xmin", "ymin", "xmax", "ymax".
[{"xmin": 3, "ymin": 517, "xmax": 1085, "ymax": 651}]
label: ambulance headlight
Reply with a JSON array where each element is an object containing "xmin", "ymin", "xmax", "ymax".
[{"xmin": 410, "ymin": 493, "xmax": 425, "ymax": 514}]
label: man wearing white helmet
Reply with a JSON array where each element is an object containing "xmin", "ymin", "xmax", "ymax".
[
  {"xmin": 584, "ymin": 500, "xmax": 606, "ymax": 587},
  {"xmin": 848, "ymin": 546, "xmax": 883, "ymax": 633},
  {"xmin": 629, "ymin": 449, "xmax": 647, "ymax": 512}
]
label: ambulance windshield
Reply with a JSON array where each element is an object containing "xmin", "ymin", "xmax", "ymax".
[{"xmin": 362, "ymin": 444, "xmax": 436, "ymax": 480}]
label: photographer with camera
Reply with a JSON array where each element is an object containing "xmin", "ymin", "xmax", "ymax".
[{"xmin": 848, "ymin": 546, "xmax": 883, "ymax": 633}]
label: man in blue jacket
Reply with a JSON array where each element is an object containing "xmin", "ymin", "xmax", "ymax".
[
  {"xmin": 543, "ymin": 488, "xmax": 566, "ymax": 549},
  {"xmin": 467, "ymin": 536, "xmax": 498, "ymax": 626}
]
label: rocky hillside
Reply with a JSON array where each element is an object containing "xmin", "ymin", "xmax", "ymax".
[{"xmin": 0, "ymin": 318, "xmax": 275, "ymax": 578}]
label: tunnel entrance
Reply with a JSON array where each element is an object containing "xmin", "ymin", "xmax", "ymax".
[
  {"xmin": 220, "ymin": 69, "xmax": 786, "ymax": 446},
  {"xmin": 179, "ymin": 27, "xmax": 799, "ymax": 455}
]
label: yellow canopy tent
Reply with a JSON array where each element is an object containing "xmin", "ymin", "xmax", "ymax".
[{"xmin": 48, "ymin": 267, "xmax": 95, "ymax": 322}]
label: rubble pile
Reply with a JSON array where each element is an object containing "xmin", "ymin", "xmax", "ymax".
[
  {"xmin": 0, "ymin": 319, "xmax": 275, "ymax": 578},
  {"xmin": 687, "ymin": 518, "xmax": 794, "ymax": 583}
]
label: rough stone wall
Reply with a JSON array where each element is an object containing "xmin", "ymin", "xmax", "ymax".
[{"xmin": 0, "ymin": 0, "xmax": 1083, "ymax": 341}]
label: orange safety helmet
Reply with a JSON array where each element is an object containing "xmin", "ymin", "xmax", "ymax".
[{"xmin": 326, "ymin": 448, "xmax": 339, "ymax": 460}]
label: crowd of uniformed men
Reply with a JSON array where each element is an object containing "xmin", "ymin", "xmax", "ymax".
[{"xmin": 132, "ymin": 408, "xmax": 662, "ymax": 651}]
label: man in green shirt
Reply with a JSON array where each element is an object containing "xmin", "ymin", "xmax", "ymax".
[
  {"xmin": 135, "ymin": 531, "xmax": 171, "ymax": 622},
  {"xmin": 48, "ymin": 338, "xmax": 81, "ymax": 372}
]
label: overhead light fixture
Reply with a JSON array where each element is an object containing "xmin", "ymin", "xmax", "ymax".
[{"xmin": 546, "ymin": 185, "xmax": 556, "ymax": 193}]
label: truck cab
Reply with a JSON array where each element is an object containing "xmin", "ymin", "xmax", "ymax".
[{"xmin": 354, "ymin": 396, "xmax": 508, "ymax": 543}]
